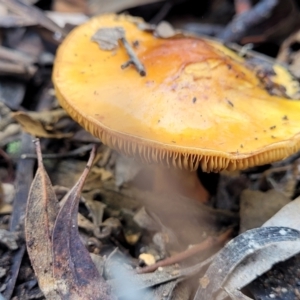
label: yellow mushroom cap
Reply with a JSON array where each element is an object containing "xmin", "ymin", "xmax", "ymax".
[{"xmin": 53, "ymin": 14, "xmax": 300, "ymax": 172}]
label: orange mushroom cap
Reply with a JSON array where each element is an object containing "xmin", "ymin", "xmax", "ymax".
[{"xmin": 53, "ymin": 14, "xmax": 300, "ymax": 172}]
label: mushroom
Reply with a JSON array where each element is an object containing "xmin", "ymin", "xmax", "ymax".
[{"xmin": 53, "ymin": 14, "xmax": 300, "ymax": 202}]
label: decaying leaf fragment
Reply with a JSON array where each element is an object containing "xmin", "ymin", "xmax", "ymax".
[
  {"xmin": 26, "ymin": 141, "xmax": 114, "ymax": 299},
  {"xmin": 25, "ymin": 139, "xmax": 60, "ymax": 299}
]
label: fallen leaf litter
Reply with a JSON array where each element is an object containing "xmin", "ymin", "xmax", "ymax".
[{"xmin": 1, "ymin": 1, "xmax": 300, "ymax": 299}]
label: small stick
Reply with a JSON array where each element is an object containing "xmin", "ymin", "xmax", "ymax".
[
  {"xmin": 0, "ymin": 60, "xmax": 36, "ymax": 77},
  {"xmin": 136, "ymin": 228, "xmax": 232, "ymax": 274},
  {"xmin": 0, "ymin": 45, "xmax": 36, "ymax": 64},
  {"xmin": 120, "ymin": 37, "xmax": 146, "ymax": 76},
  {"xmin": 21, "ymin": 143, "xmax": 96, "ymax": 159},
  {"xmin": 218, "ymin": 0, "xmax": 279, "ymax": 42}
]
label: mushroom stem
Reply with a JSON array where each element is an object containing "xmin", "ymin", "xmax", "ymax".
[{"xmin": 152, "ymin": 166, "xmax": 210, "ymax": 203}]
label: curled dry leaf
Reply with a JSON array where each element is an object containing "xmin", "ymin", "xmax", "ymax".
[
  {"xmin": 194, "ymin": 226, "xmax": 300, "ymax": 300},
  {"xmin": 52, "ymin": 145, "xmax": 113, "ymax": 300},
  {"xmin": 197, "ymin": 196, "xmax": 300, "ymax": 300},
  {"xmin": 25, "ymin": 139, "xmax": 60, "ymax": 299},
  {"xmin": 12, "ymin": 109, "xmax": 72, "ymax": 138}
]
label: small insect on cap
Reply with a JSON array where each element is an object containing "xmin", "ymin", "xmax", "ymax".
[{"xmin": 53, "ymin": 14, "xmax": 300, "ymax": 172}]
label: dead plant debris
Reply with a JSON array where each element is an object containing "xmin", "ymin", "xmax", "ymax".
[{"xmin": 1, "ymin": 1, "xmax": 300, "ymax": 300}]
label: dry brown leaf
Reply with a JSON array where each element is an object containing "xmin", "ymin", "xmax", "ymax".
[
  {"xmin": 52, "ymin": 146, "xmax": 113, "ymax": 300},
  {"xmin": 12, "ymin": 109, "xmax": 72, "ymax": 138},
  {"xmin": 25, "ymin": 139, "xmax": 60, "ymax": 299}
]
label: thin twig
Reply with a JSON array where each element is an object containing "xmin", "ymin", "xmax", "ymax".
[
  {"xmin": 120, "ymin": 37, "xmax": 146, "ymax": 76},
  {"xmin": 0, "ymin": 15, "xmax": 37, "ymax": 27},
  {"xmin": 136, "ymin": 228, "xmax": 232, "ymax": 274},
  {"xmin": 3, "ymin": 133, "xmax": 35, "ymax": 298},
  {"xmin": 150, "ymin": 1, "xmax": 173, "ymax": 24},
  {"xmin": 3, "ymin": 245, "xmax": 26, "ymax": 299},
  {"xmin": 218, "ymin": 0, "xmax": 279, "ymax": 42},
  {"xmin": 0, "ymin": 60, "xmax": 36, "ymax": 78},
  {"xmin": 21, "ymin": 143, "xmax": 96, "ymax": 159},
  {"xmin": 0, "ymin": 46, "xmax": 36, "ymax": 64},
  {"xmin": 10, "ymin": 133, "xmax": 35, "ymax": 231}
]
